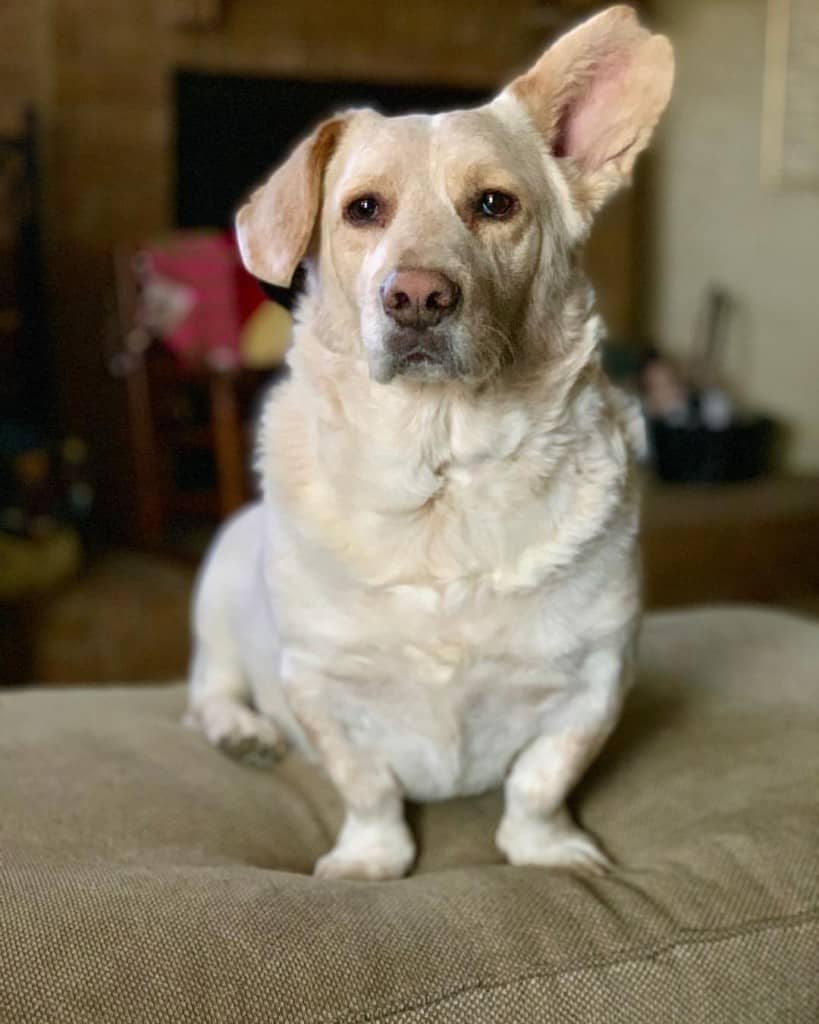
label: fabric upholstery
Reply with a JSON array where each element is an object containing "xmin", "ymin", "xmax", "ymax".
[{"xmin": 1, "ymin": 606, "xmax": 818, "ymax": 1022}]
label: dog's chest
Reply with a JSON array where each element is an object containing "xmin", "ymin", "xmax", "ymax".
[
  {"xmin": 270, "ymin": 388, "xmax": 635, "ymax": 800},
  {"xmin": 281, "ymin": 576, "xmax": 588, "ymax": 801},
  {"xmin": 340, "ymin": 647, "xmax": 565, "ymax": 801}
]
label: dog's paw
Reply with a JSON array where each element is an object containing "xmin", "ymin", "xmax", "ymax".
[
  {"xmin": 186, "ymin": 701, "xmax": 288, "ymax": 766},
  {"xmin": 314, "ymin": 823, "xmax": 415, "ymax": 882},
  {"xmin": 496, "ymin": 815, "xmax": 611, "ymax": 876}
]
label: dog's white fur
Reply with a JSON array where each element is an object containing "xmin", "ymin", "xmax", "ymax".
[{"xmin": 187, "ymin": 6, "xmax": 673, "ymax": 880}]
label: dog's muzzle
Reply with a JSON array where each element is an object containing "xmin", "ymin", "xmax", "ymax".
[{"xmin": 378, "ymin": 268, "xmax": 461, "ymax": 379}]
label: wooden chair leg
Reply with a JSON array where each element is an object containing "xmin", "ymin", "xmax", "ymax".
[
  {"xmin": 125, "ymin": 349, "xmax": 164, "ymax": 547},
  {"xmin": 209, "ymin": 371, "xmax": 246, "ymax": 518}
]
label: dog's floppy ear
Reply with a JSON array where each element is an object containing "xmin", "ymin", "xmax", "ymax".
[
  {"xmin": 235, "ymin": 116, "xmax": 347, "ymax": 286},
  {"xmin": 505, "ymin": 5, "xmax": 673, "ymax": 215}
]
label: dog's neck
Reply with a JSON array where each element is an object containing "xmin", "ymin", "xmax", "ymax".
[
  {"xmin": 257, "ymin": 279, "xmax": 638, "ymax": 588},
  {"xmin": 261, "ymin": 277, "xmax": 619, "ymax": 492},
  {"xmin": 291, "ymin": 271, "xmax": 603, "ymax": 424}
]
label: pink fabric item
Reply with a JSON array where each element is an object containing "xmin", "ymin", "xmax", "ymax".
[{"xmin": 136, "ymin": 233, "xmax": 244, "ymax": 368}]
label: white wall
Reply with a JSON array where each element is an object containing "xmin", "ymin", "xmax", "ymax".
[{"xmin": 648, "ymin": 0, "xmax": 819, "ymax": 471}]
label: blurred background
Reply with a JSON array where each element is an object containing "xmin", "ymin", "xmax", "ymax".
[{"xmin": 1, "ymin": 0, "xmax": 817, "ymax": 685}]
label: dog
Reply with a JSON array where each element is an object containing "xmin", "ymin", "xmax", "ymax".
[{"xmin": 186, "ymin": 5, "xmax": 674, "ymax": 881}]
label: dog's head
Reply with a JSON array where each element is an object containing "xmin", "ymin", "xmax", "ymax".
[{"xmin": 237, "ymin": 5, "xmax": 673, "ymax": 385}]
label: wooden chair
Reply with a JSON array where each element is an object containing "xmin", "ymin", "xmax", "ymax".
[{"xmin": 111, "ymin": 244, "xmax": 272, "ymax": 549}]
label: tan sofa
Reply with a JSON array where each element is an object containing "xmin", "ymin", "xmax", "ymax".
[{"xmin": 2, "ymin": 606, "xmax": 818, "ymax": 1022}]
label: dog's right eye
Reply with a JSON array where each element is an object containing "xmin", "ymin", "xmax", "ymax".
[
  {"xmin": 476, "ymin": 190, "xmax": 517, "ymax": 220},
  {"xmin": 345, "ymin": 195, "xmax": 380, "ymax": 224}
]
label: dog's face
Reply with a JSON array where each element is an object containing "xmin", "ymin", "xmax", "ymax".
[
  {"xmin": 237, "ymin": 5, "xmax": 673, "ymax": 385},
  {"xmin": 318, "ymin": 104, "xmax": 566, "ymax": 383}
]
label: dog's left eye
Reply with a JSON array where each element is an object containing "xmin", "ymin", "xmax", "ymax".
[
  {"xmin": 345, "ymin": 195, "xmax": 380, "ymax": 224},
  {"xmin": 477, "ymin": 190, "xmax": 517, "ymax": 219}
]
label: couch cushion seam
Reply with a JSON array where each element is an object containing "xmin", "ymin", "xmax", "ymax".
[{"xmin": 329, "ymin": 908, "xmax": 819, "ymax": 1024}]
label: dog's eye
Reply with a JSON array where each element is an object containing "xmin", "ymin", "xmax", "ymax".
[
  {"xmin": 477, "ymin": 191, "xmax": 516, "ymax": 220},
  {"xmin": 345, "ymin": 195, "xmax": 380, "ymax": 224}
]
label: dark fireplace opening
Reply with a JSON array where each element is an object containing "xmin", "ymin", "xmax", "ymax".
[{"xmin": 174, "ymin": 69, "xmax": 489, "ymax": 232}]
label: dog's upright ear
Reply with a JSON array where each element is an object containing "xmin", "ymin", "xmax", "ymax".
[
  {"xmin": 235, "ymin": 116, "xmax": 347, "ymax": 286},
  {"xmin": 505, "ymin": 5, "xmax": 673, "ymax": 216}
]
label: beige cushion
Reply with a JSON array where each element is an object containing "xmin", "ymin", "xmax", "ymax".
[{"xmin": 1, "ymin": 607, "xmax": 818, "ymax": 1022}]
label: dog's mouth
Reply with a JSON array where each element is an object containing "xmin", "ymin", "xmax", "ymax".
[
  {"xmin": 367, "ymin": 328, "xmax": 463, "ymax": 384},
  {"xmin": 394, "ymin": 346, "xmax": 455, "ymax": 380},
  {"xmin": 402, "ymin": 348, "xmax": 437, "ymax": 367},
  {"xmin": 382, "ymin": 328, "xmax": 458, "ymax": 380}
]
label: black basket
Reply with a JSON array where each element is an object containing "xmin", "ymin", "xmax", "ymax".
[{"xmin": 649, "ymin": 416, "xmax": 775, "ymax": 484}]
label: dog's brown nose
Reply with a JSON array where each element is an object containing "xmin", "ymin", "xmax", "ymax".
[{"xmin": 381, "ymin": 269, "xmax": 461, "ymax": 329}]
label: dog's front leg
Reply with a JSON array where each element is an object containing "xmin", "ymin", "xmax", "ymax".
[
  {"xmin": 290, "ymin": 694, "xmax": 415, "ymax": 881},
  {"xmin": 496, "ymin": 644, "xmax": 632, "ymax": 874}
]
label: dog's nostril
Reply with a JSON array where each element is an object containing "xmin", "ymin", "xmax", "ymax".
[
  {"xmin": 426, "ymin": 291, "xmax": 442, "ymax": 310},
  {"xmin": 393, "ymin": 291, "xmax": 410, "ymax": 309}
]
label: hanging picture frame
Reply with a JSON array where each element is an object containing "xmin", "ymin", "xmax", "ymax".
[{"xmin": 761, "ymin": 0, "xmax": 819, "ymax": 189}]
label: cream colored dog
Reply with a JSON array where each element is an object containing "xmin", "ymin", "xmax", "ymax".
[{"xmin": 187, "ymin": 6, "xmax": 673, "ymax": 881}]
